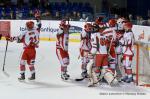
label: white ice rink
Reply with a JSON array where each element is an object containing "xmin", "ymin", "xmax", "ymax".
[{"xmin": 0, "ymin": 40, "xmax": 150, "ymax": 99}]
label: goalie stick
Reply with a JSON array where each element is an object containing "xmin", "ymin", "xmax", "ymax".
[{"xmin": 75, "ymin": 76, "xmax": 86, "ymax": 81}]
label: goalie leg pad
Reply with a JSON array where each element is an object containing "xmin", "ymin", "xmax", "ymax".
[
  {"xmin": 87, "ymin": 62, "xmax": 100, "ymax": 87},
  {"xmin": 101, "ymin": 68, "xmax": 118, "ymax": 86}
]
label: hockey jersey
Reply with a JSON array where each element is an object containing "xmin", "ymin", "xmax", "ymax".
[
  {"xmin": 102, "ymin": 27, "xmax": 117, "ymax": 47},
  {"xmin": 80, "ymin": 29, "xmax": 91, "ymax": 51},
  {"xmin": 17, "ymin": 28, "xmax": 40, "ymax": 49},
  {"xmin": 120, "ymin": 31, "xmax": 135, "ymax": 55},
  {"xmin": 91, "ymin": 32, "xmax": 107, "ymax": 55},
  {"xmin": 56, "ymin": 26, "xmax": 69, "ymax": 51}
]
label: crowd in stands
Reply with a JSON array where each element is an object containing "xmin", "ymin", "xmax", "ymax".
[
  {"xmin": 0, "ymin": 0, "xmax": 150, "ymax": 26},
  {"xmin": 0, "ymin": 0, "xmax": 93, "ymax": 21}
]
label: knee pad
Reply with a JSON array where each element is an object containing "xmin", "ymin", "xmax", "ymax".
[
  {"xmin": 63, "ymin": 58, "xmax": 69, "ymax": 65},
  {"xmin": 20, "ymin": 60, "xmax": 26, "ymax": 65}
]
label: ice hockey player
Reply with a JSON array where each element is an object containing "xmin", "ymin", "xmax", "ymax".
[
  {"xmin": 115, "ymin": 18, "xmax": 126, "ymax": 80},
  {"xmin": 56, "ymin": 19, "xmax": 70, "ymax": 80},
  {"xmin": 116, "ymin": 18, "xmax": 126, "ymax": 55},
  {"xmin": 6, "ymin": 21, "xmax": 40, "ymax": 81},
  {"xmin": 88, "ymin": 23, "xmax": 118, "ymax": 87},
  {"xmin": 120, "ymin": 22, "xmax": 135, "ymax": 83},
  {"xmin": 102, "ymin": 19, "xmax": 117, "ymax": 74},
  {"xmin": 79, "ymin": 23, "xmax": 92, "ymax": 78},
  {"xmin": 95, "ymin": 16, "xmax": 108, "ymax": 33}
]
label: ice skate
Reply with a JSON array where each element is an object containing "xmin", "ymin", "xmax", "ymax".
[
  {"xmin": 18, "ymin": 73, "xmax": 25, "ymax": 81},
  {"xmin": 28, "ymin": 73, "xmax": 35, "ymax": 80},
  {"xmin": 61, "ymin": 72, "xmax": 70, "ymax": 80},
  {"xmin": 121, "ymin": 76, "xmax": 128, "ymax": 82}
]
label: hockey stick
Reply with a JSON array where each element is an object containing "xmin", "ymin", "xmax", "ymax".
[
  {"xmin": 75, "ymin": 76, "xmax": 85, "ymax": 81},
  {"xmin": 2, "ymin": 40, "xmax": 8, "ymax": 71}
]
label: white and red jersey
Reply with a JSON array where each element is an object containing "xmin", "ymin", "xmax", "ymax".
[
  {"xmin": 90, "ymin": 32, "xmax": 107, "ymax": 55},
  {"xmin": 80, "ymin": 29, "xmax": 91, "ymax": 51},
  {"xmin": 115, "ymin": 30, "xmax": 125, "ymax": 54},
  {"xmin": 102, "ymin": 27, "xmax": 117, "ymax": 47},
  {"xmin": 98, "ymin": 22, "xmax": 109, "ymax": 33},
  {"xmin": 120, "ymin": 30, "xmax": 135, "ymax": 56},
  {"xmin": 17, "ymin": 28, "xmax": 39, "ymax": 49},
  {"xmin": 56, "ymin": 25, "xmax": 69, "ymax": 51}
]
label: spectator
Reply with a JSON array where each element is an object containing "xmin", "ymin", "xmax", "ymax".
[
  {"xmin": 16, "ymin": 9, "xmax": 22, "ymax": 19},
  {"xmin": 10, "ymin": 10, "xmax": 14, "ymax": 19},
  {"xmin": 70, "ymin": 11, "xmax": 77, "ymax": 21},
  {"xmin": 29, "ymin": 9, "xmax": 34, "ymax": 18},
  {"xmin": 128, "ymin": 14, "xmax": 133, "ymax": 22},
  {"xmin": 42, "ymin": 9, "xmax": 50, "ymax": 17},
  {"xmin": 136, "ymin": 16, "xmax": 145, "ymax": 25},
  {"xmin": 79, "ymin": 13, "xmax": 88, "ymax": 22},
  {"xmin": 76, "ymin": 12, "xmax": 81, "ymax": 21},
  {"xmin": 146, "ymin": 17, "xmax": 150, "ymax": 26},
  {"xmin": 114, "ymin": 14, "xmax": 118, "ymax": 19},
  {"xmin": 1, "ymin": 10, "xmax": 6, "ymax": 19},
  {"xmin": 53, "ymin": 11, "xmax": 61, "ymax": 20}
]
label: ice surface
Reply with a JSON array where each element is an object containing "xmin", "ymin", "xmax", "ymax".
[{"xmin": 0, "ymin": 40, "xmax": 150, "ymax": 99}]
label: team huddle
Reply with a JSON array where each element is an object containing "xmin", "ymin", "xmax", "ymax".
[
  {"xmin": 77, "ymin": 17, "xmax": 135, "ymax": 86},
  {"xmin": 4, "ymin": 16, "xmax": 135, "ymax": 87}
]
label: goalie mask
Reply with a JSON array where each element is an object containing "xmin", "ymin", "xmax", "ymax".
[
  {"xmin": 26, "ymin": 21, "xmax": 34, "ymax": 30},
  {"xmin": 117, "ymin": 18, "xmax": 126, "ymax": 30}
]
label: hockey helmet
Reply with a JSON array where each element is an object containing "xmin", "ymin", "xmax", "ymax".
[
  {"xmin": 108, "ymin": 19, "xmax": 116, "ymax": 27},
  {"xmin": 123, "ymin": 22, "xmax": 133, "ymax": 30},
  {"xmin": 84, "ymin": 23, "xmax": 92, "ymax": 32},
  {"xmin": 26, "ymin": 21, "xmax": 34, "ymax": 30},
  {"xmin": 95, "ymin": 16, "xmax": 104, "ymax": 25}
]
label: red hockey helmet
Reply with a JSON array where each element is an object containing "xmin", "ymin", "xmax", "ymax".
[
  {"xmin": 26, "ymin": 21, "xmax": 34, "ymax": 30},
  {"xmin": 84, "ymin": 23, "xmax": 92, "ymax": 32},
  {"xmin": 123, "ymin": 22, "xmax": 133, "ymax": 30},
  {"xmin": 95, "ymin": 16, "xmax": 104, "ymax": 25},
  {"xmin": 108, "ymin": 19, "xmax": 116, "ymax": 27}
]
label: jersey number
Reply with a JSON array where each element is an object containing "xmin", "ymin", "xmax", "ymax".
[{"xmin": 100, "ymin": 38, "xmax": 106, "ymax": 46}]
